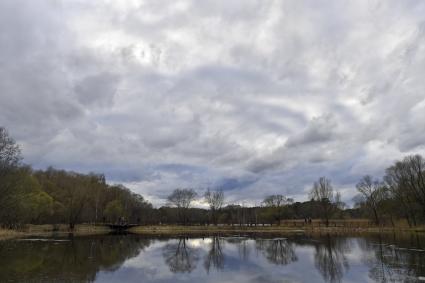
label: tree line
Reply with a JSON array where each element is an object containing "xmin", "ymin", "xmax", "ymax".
[
  {"xmin": 1, "ymin": 126, "xmax": 425, "ymax": 229},
  {"xmin": 354, "ymin": 154, "xmax": 425, "ymax": 226},
  {"xmin": 0, "ymin": 127, "xmax": 152, "ymax": 229}
]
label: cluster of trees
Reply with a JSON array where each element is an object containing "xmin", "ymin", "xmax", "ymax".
[
  {"xmin": 2, "ymin": 126, "xmax": 425, "ymax": 228},
  {"xmin": 354, "ymin": 154, "xmax": 425, "ymax": 226},
  {"xmin": 161, "ymin": 157, "xmax": 425, "ymax": 227},
  {"xmin": 0, "ymin": 127, "xmax": 152, "ymax": 229},
  {"xmin": 159, "ymin": 186, "xmax": 346, "ymax": 227}
]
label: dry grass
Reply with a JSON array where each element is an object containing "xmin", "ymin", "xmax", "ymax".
[
  {"xmin": 0, "ymin": 228, "xmax": 24, "ymax": 240},
  {"xmin": 129, "ymin": 225, "xmax": 304, "ymax": 235},
  {"xmin": 2, "ymin": 222, "xmax": 423, "ymax": 240},
  {"xmin": 129, "ymin": 224, "xmax": 425, "ymax": 236},
  {"xmin": 0, "ymin": 224, "xmax": 112, "ymax": 241},
  {"xmin": 24, "ymin": 224, "xmax": 112, "ymax": 235}
]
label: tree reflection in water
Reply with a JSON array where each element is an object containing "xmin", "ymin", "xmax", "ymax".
[
  {"xmin": 238, "ymin": 238, "xmax": 251, "ymax": 261},
  {"xmin": 0, "ymin": 234, "xmax": 151, "ymax": 283},
  {"xmin": 204, "ymin": 236, "xmax": 225, "ymax": 273},
  {"xmin": 360, "ymin": 233, "xmax": 425, "ymax": 282},
  {"xmin": 224, "ymin": 237, "xmax": 251, "ymax": 261},
  {"xmin": 162, "ymin": 237, "xmax": 200, "ymax": 273},
  {"xmin": 313, "ymin": 235, "xmax": 350, "ymax": 283},
  {"xmin": 2, "ymin": 233, "xmax": 424, "ymax": 282},
  {"xmin": 256, "ymin": 238, "xmax": 297, "ymax": 265}
]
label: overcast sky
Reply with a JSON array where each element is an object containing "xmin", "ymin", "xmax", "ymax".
[{"xmin": 1, "ymin": 0, "xmax": 425, "ymax": 207}]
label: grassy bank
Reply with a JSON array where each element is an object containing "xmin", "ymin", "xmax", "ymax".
[
  {"xmin": 0, "ymin": 224, "xmax": 112, "ymax": 240},
  {"xmin": 129, "ymin": 224, "xmax": 425, "ymax": 236},
  {"xmin": 24, "ymin": 224, "xmax": 112, "ymax": 235},
  {"xmin": 130, "ymin": 225, "xmax": 305, "ymax": 235},
  {"xmin": 0, "ymin": 228, "xmax": 24, "ymax": 240},
  {"xmin": 2, "ymin": 223, "xmax": 424, "ymax": 240}
]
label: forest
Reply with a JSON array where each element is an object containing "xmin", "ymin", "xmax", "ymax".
[{"xmin": 1, "ymin": 126, "xmax": 425, "ymax": 229}]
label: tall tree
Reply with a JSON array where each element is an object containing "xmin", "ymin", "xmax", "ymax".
[
  {"xmin": 0, "ymin": 127, "xmax": 21, "ymax": 201},
  {"xmin": 262, "ymin": 195, "xmax": 288, "ymax": 225},
  {"xmin": 204, "ymin": 188, "xmax": 224, "ymax": 225},
  {"xmin": 356, "ymin": 175, "xmax": 386, "ymax": 225},
  {"xmin": 0, "ymin": 127, "xmax": 23, "ymax": 226},
  {"xmin": 0, "ymin": 127, "xmax": 21, "ymax": 174},
  {"xmin": 263, "ymin": 195, "xmax": 287, "ymax": 207},
  {"xmin": 384, "ymin": 155, "xmax": 425, "ymax": 225},
  {"xmin": 104, "ymin": 199, "xmax": 124, "ymax": 223},
  {"xmin": 167, "ymin": 188, "xmax": 197, "ymax": 225},
  {"xmin": 309, "ymin": 177, "xmax": 338, "ymax": 226},
  {"xmin": 37, "ymin": 169, "xmax": 90, "ymax": 230}
]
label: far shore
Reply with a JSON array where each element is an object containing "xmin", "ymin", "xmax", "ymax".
[
  {"xmin": 0, "ymin": 224, "xmax": 111, "ymax": 240},
  {"xmin": 1, "ymin": 223, "xmax": 424, "ymax": 240},
  {"xmin": 128, "ymin": 225, "xmax": 425, "ymax": 234}
]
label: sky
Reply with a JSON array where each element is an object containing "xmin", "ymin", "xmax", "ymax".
[{"xmin": 1, "ymin": 0, "xmax": 425, "ymax": 207}]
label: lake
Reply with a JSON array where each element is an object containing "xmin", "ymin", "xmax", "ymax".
[{"xmin": 1, "ymin": 232, "xmax": 424, "ymax": 282}]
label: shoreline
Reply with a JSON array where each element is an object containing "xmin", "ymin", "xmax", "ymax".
[
  {"xmin": 0, "ymin": 224, "xmax": 111, "ymax": 240},
  {"xmin": 0, "ymin": 228, "xmax": 25, "ymax": 241},
  {"xmin": 1, "ymin": 224, "xmax": 424, "ymax": 240},
  {"xmin": 128, "ymin": 225, "xmax": 425, "ymax": 235}
]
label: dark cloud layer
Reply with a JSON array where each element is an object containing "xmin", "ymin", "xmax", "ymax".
[{"xmin": 1, "ymin": 0, "xmax": 425, "ymax": 206}]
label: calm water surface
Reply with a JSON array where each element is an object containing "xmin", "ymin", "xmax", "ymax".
[{"xmin": 1, "ymin": 233, "xmax": 424, "ymax": 283}]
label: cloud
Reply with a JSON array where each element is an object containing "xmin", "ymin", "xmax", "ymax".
[
  {"xmin": 285, "ymin": 114, "xmax": 339, "ymax": 148},
  {"xmin": 74, "ymin": 72, "xmax": 121, "ymax": 107},
  {"xmin": 1, "ymin": 0, "xmax": 425, "ymax": 206}
]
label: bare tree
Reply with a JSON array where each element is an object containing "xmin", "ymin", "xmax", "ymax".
[
  {"xmin": 262, "ymin": 194, "xmax": 288, "ymax": 225},
  {"xmin": 314, "ymin": 235, "xmax": 350, "ymax": 283},
  {"xmin": 309, "ymin": 177, "xmax": 337, "ymax": 226},
  {"xmin": 256, "ymin": 239, "xmax": 297, "ymax": 265},
  {"xmin": 263, "ymin": 194, "xmax": 287, "ymax": 207},
  {"xmin": 384, "ymin": 155, "xmax": 425, "ymax": 226},
  {"xmin": 204, "ymin": 236, "xmax": 224, "ymax": 272},
  {"xmin": 0, "ymin": 127, "xmax": 21, "ymax": 176},
  {"xmin": 163, "ymin": 238, "xmax": 199, "ymax": 273},
  {"xmin": 402, "ymin": 156, "xmax": 425, "ymax": 214},
  {"xmin": 356, "ymin": 175, "xmax": 386, "ymax": 225},
  {"xmin": 167, "ymin": 188, "xmax": 197, "ymax": 225},
  {"xmin": 204, "ymin": 188, "xmax": 224, "ymax": 225},
  {"xmin": 0, "ymin": 127, "xmax": 23, "ymax": 225}
]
